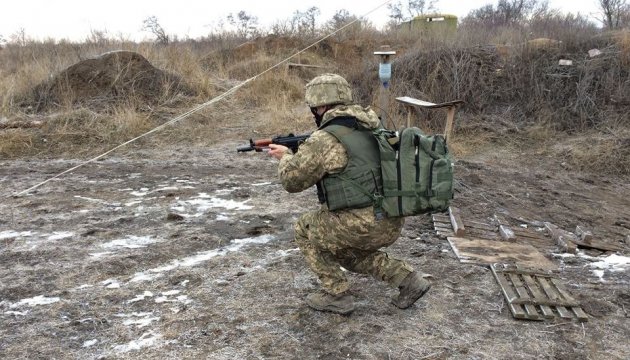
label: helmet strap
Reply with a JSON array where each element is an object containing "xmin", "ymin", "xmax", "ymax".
[{"xmin": 311, "ymin": 106, "xmax": 332, "ymax": 128}]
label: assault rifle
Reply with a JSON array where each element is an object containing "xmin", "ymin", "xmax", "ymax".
[{"xmin": 236, "ymin": 133, "xmax": 311, "ymax": 153}]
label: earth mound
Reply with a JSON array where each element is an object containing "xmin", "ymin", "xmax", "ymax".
[{"xmin": 28, "ymin": 50, "xmax": 194, "ymax": 112}]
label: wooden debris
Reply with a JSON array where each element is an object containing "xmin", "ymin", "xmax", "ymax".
[
  {"xmin": 448, "ymin": 206, "xmax": 466, "ymax": 236},
  {"xmin": 494, "ymin": 214, "xmax": 516, "ymax": 241},
  {"xmin": 575, "ymin": 225, "xmax": 593, "ymax": 244},
  {"xmin": 491, "ymin": 264, "xmax": 588, "ymax": 322},
  {"xmin": 447, "ymin": 237, "xmax": 556, "ymax": 270},
  {"xmin": 499, "ymin": 225, "xmax": 516, "ymax": 241},
  {"xmin": 544, "ymin": 222, "xmax": 577, "ymax": 254}
]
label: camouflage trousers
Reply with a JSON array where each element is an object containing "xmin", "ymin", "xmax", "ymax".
[{"xmin": 294, "ymin": 206, "xmax": 414, "ymax": 295}]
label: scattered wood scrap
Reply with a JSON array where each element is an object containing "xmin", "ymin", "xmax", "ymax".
[
  {"xmin": 544, "ymin": 222, "xmax": 623, "ymax": 252},
  {"xmin": 544, "ymin": 222, "xmax": 578, "ymax": 254},
  {"xmin": 448, "ymin": 206, "xmax": 466, "ymax": 236},
  {"xmin": 432, "ymin": 213, "xmax": 497, "ymax": 239},
  {"xmin": 491, "ymin": 264, "xmax": 588, "ymax": 322},
  {"xmin": 447, "ymin": 236, "xmax": 556, "ymax": 270}
]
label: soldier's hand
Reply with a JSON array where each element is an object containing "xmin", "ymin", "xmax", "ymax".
[{"xmin": 268, "ymin": 144, "xmax": 289, "ymax": 160}]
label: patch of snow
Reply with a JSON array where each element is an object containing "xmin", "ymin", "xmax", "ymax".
[
  {"xmin": 5, "ymin": 310, "xmax": 28, "ymax": 316},
  {"xmin": 90, "ymin": 251, "xmax": 114, "ymax": 258},
  {"xmin": 162, "ymin": 290, "xmax": 181, "ymax": 296},
  {"xmin": 47, "ymin": 231, "xmax": 74, "ymax": 241},
  {"xmin": 215, "ymin": 188, "xmax": 240, "ymax": 195},
  {"xmin": 114, "ymin": 331, "xmax": 162, "ymax": 353},
  {"xmin": 11, "ymin": 295, "xmax": 60, "ymax": 308},
  {"xmin": 127, "ymin": 291, "xmax": 154, "ymax": 303},
  {"xmin": 102, "ymin": 279, "xmax": 121, "ymax": 289},
  {"xmin": 102, "ymin": 235, "xmax": 158, "ymax": 249},
  {"xmin": 590, "ymin": 254, "xmax": 630, "ymax": 271},
  {"xmin": 0, "ymin": 230, "xmax": 35, "ymax": 240},
  {"xmin": 130, "ymin": 188, "xmax": 150, "ymax": 197},
  {"xmin": 154, "ymin": 186, "xmax": 178, "ymax": 192},
  {"xmin": 216, "ymin": 214, "xmax": 230, "ymax": 221},
  {"xmin": 82, "ymin": 339, "xmax": 98, "ymax": 348},
  {"xmin": 588, "ymin": 254, "xmax": 630, "ymax": 281},
  {"xmin": 123, "ymin": 315, "xmax": 159, "ymax": 328},
  {"xmin": 252, "ymin": 182, "xmax": 272, "ymax": 186},
  {"xmin": 130, "ymin": 234, "xmax": 276, "ymax": 282},
  {"xmin": 125, "ymin": 200, "xmax": 142, "ymax": 207},
  {"xmin": 276, "ymin": 248, "xmax": 299, "ymax": 257}
]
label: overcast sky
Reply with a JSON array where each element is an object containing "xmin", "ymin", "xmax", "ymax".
[{"xmin": 0, "ymin": 0, "xmax": 603, "ymax": 42}]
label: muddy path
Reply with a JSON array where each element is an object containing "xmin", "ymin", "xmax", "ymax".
[{"xmin": 0, "ymin": 138, "xmax": 629, "ymax": 359}]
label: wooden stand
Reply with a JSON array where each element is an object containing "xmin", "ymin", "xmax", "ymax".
[{"xmin": 395, "ymin": 96, "xmax": 463, "ymax": 144}]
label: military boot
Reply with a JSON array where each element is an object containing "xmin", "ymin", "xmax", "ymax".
[
  {"xmin": 305, "ymin": 291, "xmax": 355, "ymax": 315},
  {"xmin": 392, "ymin": 271, "xmax": 431, "ymax": 309}
]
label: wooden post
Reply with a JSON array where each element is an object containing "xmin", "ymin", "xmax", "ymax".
[
  {"xmin": 448, "ymin": 206, "xmax": 466, "ymax": 236},
  {"xmin": 444, "ymin": 106, "xmax": 456, "ymax": 144}
]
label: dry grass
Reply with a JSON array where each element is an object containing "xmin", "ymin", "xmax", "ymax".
[{"xmin": 0, "ymin": 25, "xmax": 628, "ymax": 175}]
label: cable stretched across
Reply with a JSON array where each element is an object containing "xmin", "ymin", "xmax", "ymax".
[{"xmin": 13, "ymin": 0, "xmax": 393, "ymax": 197}]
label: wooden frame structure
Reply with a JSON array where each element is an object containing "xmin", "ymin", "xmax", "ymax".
[{"xmin": 395, "ymin": 96, "xmax": 463, "ymax": 143}]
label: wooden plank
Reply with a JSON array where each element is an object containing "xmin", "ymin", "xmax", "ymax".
[
  {"xmin": 512, "ymin": 228, "xmax": 548, "ymax": 240},
  {"xmin": 575, "ymin": 225, "xmax": 593, "ymax": 244},
  {"xmin": 544, "ymin": 222, "xmax": 577, "ymax": 254},
  {"xmin": 499, "ymin": 225, "xmax": 516, "ymax": 241},
  {"xmin": 571, "ymin": 307, "xmax": 589, "ymax": 322},
  {"xmin": 287, "ymin": 62, "xmax": 329, "ymax": 69},
  {"xmin": 491, "ymin": 265, "xmax": 528, "ymax": 319},
  {"xmin": 508, "ymin": 273, "xmax": 541, "ymax": 320},
  {"xmin": 448, "ymin": 207, "xmax": 466, "ymax": 236},
  {"xmin": 538, "ymin": 277, "xmax": 573, "ymax": 319},
  {"xmin": 433, "ymin": 224, "xmax": 453, "ymax": 232},
  {"xmin": 444, "ymin": 106, "xmax": 456, "ymax": 144},
  {"xmin": 521, "ymin": 275, "xmax": 555, "ymax": 318},
  {"xmin": 447, "ymin": 237, "xmax": 556, "ymax": 270},
  {"xmin": 433, "ymin": 215, "xmax": 496, "ymax": 231},
  {"xmin": 571, "ymin": 238, "xmax": 623, "ymax": 252}
]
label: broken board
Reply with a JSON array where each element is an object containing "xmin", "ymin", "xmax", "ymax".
[
  {"xmin": 447, "ymin": 237, "xmax": 556, "ymax": 270},
  {"xmin": 491, "ymin": 264, "xmax": 588, "ymax": 322}
]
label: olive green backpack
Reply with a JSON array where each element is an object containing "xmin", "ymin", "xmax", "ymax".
[{"xmin": 372, "ymin": 127, "xmax": 454, "ymax": 218}]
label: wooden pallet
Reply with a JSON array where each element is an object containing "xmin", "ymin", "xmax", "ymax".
[
  {"xmin": 490, "ymin": 264, "xmax": 588, "ymax": 322},
  {"xmin": 432, "ymin": 213, "xmax": 498, "ymax": 240}
]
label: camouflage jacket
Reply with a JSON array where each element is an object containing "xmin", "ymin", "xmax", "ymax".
[{"xmin": 278, "ymin": 104, "xmax": 381, "ymax": 195}]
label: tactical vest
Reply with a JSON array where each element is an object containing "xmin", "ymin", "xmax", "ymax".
[{"xmin": 317, "ymin": 117, "xmax": 382, "ymax": 211}]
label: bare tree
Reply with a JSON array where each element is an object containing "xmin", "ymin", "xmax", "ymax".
[
  {"xmin": 227, "ymin": 11, "xmax": 260, "ymax": 39},
  {"xmin": 387, "ymin": 0, "xmax": 436, "ymax": 23},
  {"xmin": 463, "ymin": 0, "xmax": 542, "ymax": 27},
  {"xmin": 142, "ymin": 16, "xmax": 169, "ymax": 44},
  {"xmin": 292, "ymin": 7, "xmax": 321, "ymax": 36},
  {"xmin": 598, "ymin": 0, "xmax": 628, "ymax": 28}
]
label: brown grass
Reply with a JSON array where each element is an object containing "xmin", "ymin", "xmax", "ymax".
[{"xmin": 0, "ymin": 24, "xmax": 628, "ymax": 175}]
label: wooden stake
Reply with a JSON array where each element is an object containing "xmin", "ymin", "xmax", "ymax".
[{"xmin": 448, "ymin": 206, "xmax": 466, "ymax": 236}]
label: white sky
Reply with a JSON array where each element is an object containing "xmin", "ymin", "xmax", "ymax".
[{"xmin": 0, "ymin": 0, "xmax": 602, "ymax": 42}]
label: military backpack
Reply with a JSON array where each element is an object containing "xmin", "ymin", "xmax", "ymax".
[{"xmin": 372, "ymin": 127, "xmax": 454, "ymax": 218}]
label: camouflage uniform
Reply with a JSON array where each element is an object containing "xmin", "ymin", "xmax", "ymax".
[{"xmin": 278, "ymin": 104, "xmax": 415, "ymax": 295}]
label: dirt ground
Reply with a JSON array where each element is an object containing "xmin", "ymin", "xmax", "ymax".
[{"xmin": 0, "ymin": 119, "xmax": 629, "ymax": 359}]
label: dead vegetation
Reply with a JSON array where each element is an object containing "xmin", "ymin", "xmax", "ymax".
[{"xmin": 0, "ymin": 22, "xmax": 628, "ymax": 171}]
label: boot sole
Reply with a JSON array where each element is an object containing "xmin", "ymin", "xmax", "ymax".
[{"xmin": 392, "ymin": 283, "xmax": 431, "ymax": 309}]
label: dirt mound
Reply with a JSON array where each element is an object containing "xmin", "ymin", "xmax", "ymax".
[{"xmin": 27, "ymin": 51, "xmax": 194, "ymax": 112}]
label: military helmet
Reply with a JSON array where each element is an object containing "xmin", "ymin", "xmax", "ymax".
[{"xmin": 305, "ymin": 73, "xmax": 353, "ymax": 108}]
